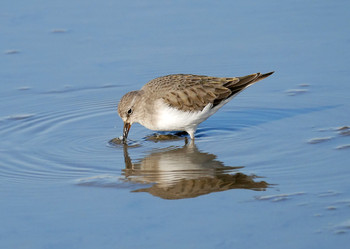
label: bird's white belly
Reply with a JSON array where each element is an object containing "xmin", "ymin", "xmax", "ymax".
[{"xmin": 151, "ymin": 100, "xmax": 214, "ymax": 131}]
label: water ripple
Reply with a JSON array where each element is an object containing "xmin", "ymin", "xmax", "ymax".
[{"xmin": 0, "ymin": 92, "xmax": 119, "ymax": 183}]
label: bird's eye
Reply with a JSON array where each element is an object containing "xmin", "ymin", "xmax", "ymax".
[{"xmin": 127, "ymin": 109, "xmax": 132, "ymax": 115}]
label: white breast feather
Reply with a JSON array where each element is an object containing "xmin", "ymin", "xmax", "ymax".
[{"xmin": 154, "ymin": 100, "xmax": 215, "ymax": 131}]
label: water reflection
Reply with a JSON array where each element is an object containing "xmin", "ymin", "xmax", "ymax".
[
  {"xmin": 77, "ymin": 142, "xmax": 268, "ymax": 199},
  {"xmin": 122, "ymin": 143, "xmax": 268, "ymax": 199}
]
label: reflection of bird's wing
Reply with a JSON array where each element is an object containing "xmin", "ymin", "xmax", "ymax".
[
  {"xmin": 142, "ymin": 72, "xmax": 274, "ymax": 112},
  {"xmin": 133, "ymin": 173, "xmax": 268, "ymax": 200}
]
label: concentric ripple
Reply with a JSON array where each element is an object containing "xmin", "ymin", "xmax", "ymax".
[{"xmin": 0, "ymin": 88, "xmax": 123, "ymax": 184}]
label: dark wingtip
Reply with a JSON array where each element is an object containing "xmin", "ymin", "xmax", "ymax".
[
  {"xmin": 264, "ymin": 71, "xmax": 275, "ymax": 76},
  {"xmin": 258, "ymin": 71, "xmax": 275, "ymax": 80}
]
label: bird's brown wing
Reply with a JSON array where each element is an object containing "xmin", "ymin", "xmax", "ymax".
[{"xmin": 143, "ymin": 72, "xmax": 273, "ymax": 112}]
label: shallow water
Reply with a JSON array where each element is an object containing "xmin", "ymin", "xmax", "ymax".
[{"xmin": 1, "ymin": 0, "xmax": 350, "ymax": 248}]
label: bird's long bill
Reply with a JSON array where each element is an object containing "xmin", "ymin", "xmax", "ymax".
[{"xmin": 123, "ymin": 122, "xmax": 131, "ymax": 142}]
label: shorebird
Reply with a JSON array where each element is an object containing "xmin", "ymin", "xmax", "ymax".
[{"xmin": 118, "ymin": 71, "xmax": 274, "ymax": 142}]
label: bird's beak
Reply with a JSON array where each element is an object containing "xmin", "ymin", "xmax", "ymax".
[{"xmin": 123, "ymin": 122, "xmax": 131, "ymax": 142}]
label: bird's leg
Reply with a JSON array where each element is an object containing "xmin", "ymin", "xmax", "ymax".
[{"xmin": 186, "ymin": 127, "xmax": 196, "ymax": 140}]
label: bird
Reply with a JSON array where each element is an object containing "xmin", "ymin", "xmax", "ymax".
[{"xmin": 117, "ymin": 71, "xmax": 274, "ymax": 142}]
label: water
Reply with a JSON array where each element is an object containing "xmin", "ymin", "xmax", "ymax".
[{"xmin": 1, "ymin": 0, "xmax": 350, "ymax": 248}]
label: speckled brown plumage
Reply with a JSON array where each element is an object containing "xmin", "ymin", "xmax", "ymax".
[{"xmin": 141, "ymin": 72, "xmax": 274, "ymax": 111}]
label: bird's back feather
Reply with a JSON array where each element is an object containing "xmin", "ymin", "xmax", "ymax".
[{"xmin": 142, "ymin": 72, "xmax": 274, "ymax": 112}]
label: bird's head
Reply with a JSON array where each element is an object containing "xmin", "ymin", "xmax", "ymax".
[{"xmin": 117, "ymin": 91, "xmax": 143, "ymax": 142}]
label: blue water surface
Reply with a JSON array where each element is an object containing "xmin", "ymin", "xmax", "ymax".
[{"xmin": 1, "ymin": 0, "xmax": 350, "ymax": 248}]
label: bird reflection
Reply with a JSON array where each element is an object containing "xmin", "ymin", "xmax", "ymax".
[{"xmin": 122, "ymin": 142, "xmax": 268, "ymax": 199}]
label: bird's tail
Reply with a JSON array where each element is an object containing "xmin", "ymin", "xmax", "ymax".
[
  {"xmin": 224, "ymin": 71, "xmax": 274, "ymax": 97},
  {"xmin": 255, "ymin": 71, "xmax": 275, "ymax": 82},
  {"xmin": 237, "ymin": 71, "xmax": 274, "ymax": 86}
]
